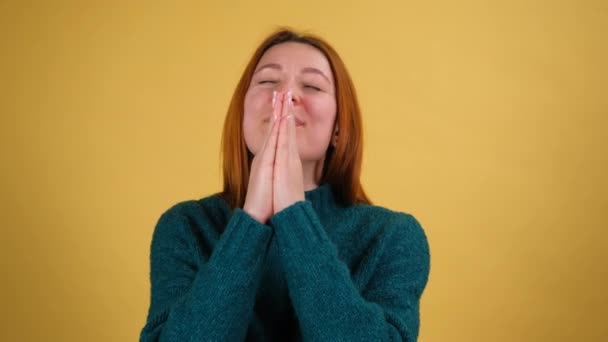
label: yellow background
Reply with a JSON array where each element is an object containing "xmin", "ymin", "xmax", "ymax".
[{"xmin": 1, "ymin": 1, "xmax": 606, "ymax": 341}]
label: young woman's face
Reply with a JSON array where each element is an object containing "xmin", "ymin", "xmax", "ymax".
[{"xmin": 243, "ymin": 42, "xmax": 337, "ymax": 162}]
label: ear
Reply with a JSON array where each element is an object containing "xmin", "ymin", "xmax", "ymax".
[{"xmin": 331, "ymin": 122, "xmax": 339, "ymax": 147}]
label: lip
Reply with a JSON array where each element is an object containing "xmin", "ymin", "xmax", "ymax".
[{"xmin": 263, "ymin": 116, "xmax": 305, "ymax": 126}]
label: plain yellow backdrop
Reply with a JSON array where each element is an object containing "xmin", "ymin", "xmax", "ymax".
[{"xmin": 1, "ymin": 1, "xmax": 606, "ymax": 341}]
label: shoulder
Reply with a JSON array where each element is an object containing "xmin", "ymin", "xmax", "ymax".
[
  {"xmin": 345, "ymin": 204, "xmax": 429, "ymax": 251},
  {"xmin": 159, "ymin": 193, "xmax": 228, "ymax": 219},
  {"xmin": 152, "ymin": 193, "xmax": 230, "ymax": 238},
  {"xmin": 344, "ymin": 203, "xmax": 423, "ymax": 230},
  {"xmin": 354, "ymin": 205, "xmax": 430, "ymax": 279}
]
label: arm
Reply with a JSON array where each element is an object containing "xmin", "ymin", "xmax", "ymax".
[
  {"xmin": 270, "ymin": 202, "xmax": 430, "ymax": 341},
  {"xmin": 140, "ymin": 203, "xmax": 272, "ymax": 342}
]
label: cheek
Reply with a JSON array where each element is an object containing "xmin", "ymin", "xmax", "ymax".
[
  {"xmin": 243, "ymin": 89, "xmax": 262, "ymax": 117},
  {"xmin": 244, "ymin": 88, "xmax": 275, "ymax": 119},
  {"xmin": 242, "ymin": 90, "xmax": 258, "ymax": 153},
  {"xmin": 298, "ymin": 95, "xmax": 337, "ymax": 160},
  {"xmin": 301, "ymin": 94, "xmax": 337, "ymax": 127},
  {"xmin": 243, "ymin": 88, "xmax": 272, "ymax": 155}
]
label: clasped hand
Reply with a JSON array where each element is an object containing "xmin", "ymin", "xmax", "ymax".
[{"xmin": 243, "ymin": 91, "xmax": 305, "ymax": 224}]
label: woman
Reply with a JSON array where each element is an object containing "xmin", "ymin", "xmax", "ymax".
[{"xmin": 140, "ymin": 29, "xmax": 430, "ymax": 341}]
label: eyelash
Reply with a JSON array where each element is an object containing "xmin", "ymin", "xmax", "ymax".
[
  {"xmin": 259, "ymin": 80, "xmax": 321, "ymax": 92},
  {"xmin": 304, "ymin": 85, "xmax": 321, "ymax": 91}
]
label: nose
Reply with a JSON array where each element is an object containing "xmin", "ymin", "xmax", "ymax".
[
  {"xmin": 290, "ymin": 91, "xmax": 301, "ymax": 106},
  {"xmin": 286, "ymin": 92, "xmax": 300, "ymax": 108},
  {"xmin": 276, "ymin": 81, "xmax": 301, "ymax": 107},
  {"xmin": 283, "ymin": 89, "xmax": 300, "ymax": 107}
]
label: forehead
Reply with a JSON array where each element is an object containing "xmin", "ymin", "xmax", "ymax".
[{"xmin": 256, "ymin": 42, "xmax": 333, "ymax": 75}]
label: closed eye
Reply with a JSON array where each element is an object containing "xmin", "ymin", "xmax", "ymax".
[
  {"xmin": 259, "ymin": 80, "xmax": 278, "ymax": 84},
  {"xmin": 304, "ymin": 84, "xmax": 322, "ymax": 91}
]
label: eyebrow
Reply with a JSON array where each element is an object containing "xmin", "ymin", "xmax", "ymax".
[{"xmin": 254, "ymin": 63, "xmax": 332, "ymax": 84}]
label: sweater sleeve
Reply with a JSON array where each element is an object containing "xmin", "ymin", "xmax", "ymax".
[
  {"xmin": 269, "ymin": 201, "xmax": 430, "ymax": 342},
  {"xmin": 140, "ymin": 203, "xmax": 273, "ymax": 342}
]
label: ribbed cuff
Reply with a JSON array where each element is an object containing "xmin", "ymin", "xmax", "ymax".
[
  {"xmin": 208, "ymin": 208, "xmax": 273, "ymax": 272},
  {"xmin": 269, "ymin": 201, "xmax": 333, "ymax": 257}
]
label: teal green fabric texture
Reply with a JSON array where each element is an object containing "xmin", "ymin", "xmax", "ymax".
[{"xmin": 140, "ymin": 184, "xmax": 430, "ymax": 341}]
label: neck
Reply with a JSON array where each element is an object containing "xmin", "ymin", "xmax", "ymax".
[{"xmin": 301, "ymin": 158, "xmax": 325, "ymax": 191}]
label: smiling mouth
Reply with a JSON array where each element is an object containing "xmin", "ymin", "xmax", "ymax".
[{"xmin": 263, "ymin": 117, "xmax": 305, "ymax": 126}]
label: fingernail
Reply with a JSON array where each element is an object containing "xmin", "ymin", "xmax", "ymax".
[
  {"xmin": 272, "ymin": 91, "xmax": 277, "ymax": 108},
  {"xmin": 287, "ymin": 90, "xmax": 293, "ymax": 109}
]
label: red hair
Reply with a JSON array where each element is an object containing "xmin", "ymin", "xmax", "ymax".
[{"xmin": 220, "ymin": 28, "xmax": 371, "ymax": 208}]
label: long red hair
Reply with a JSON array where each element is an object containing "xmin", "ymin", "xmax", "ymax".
[{"xmin": 220, "ymin": 28, "xmax": 371, "ymax": 208}]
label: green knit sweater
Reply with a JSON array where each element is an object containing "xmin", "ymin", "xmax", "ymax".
[{"xmin": 140, "ymin": 183, "xmax": 430, "ymax": 341}]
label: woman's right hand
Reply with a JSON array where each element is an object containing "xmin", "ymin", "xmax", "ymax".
[{"xmin": 243, "ymin": 91, "xmax": 282, "ymax": 223}]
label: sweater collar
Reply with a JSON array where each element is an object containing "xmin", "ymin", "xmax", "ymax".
[{"xmin": 304, "ymin": 183, "xmax": 341, "ymax": 217}]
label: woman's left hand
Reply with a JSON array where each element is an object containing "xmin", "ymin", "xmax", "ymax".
[{"xmin": 273, "ymin": 91, "xmax": 305, "ymax": 214}]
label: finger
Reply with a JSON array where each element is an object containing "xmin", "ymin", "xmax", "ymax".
[
  {"xmin": 258, "ymin": 94, "xmax": 283, "ymax": 164},
  {"xmin": 271, "ymin": 90, "xmax": 282, "ymax": 121},
  {"xmin": 276, "ymin": 93, "xmax": 290, "ymax": 163},
  {"xmin": 281, "ymin": 90, "xmax": 291, "ymax": 119},
  {"xmin": 260, "ymin": 119, "xmax": 280, "ymax": 167},
  {"xmin": 286, "ymin": 102, "xmax": 298, "ymax": 156},
  {"xmin": 260, "ymin": 91, "xmax": 283, "ymax": 149}
]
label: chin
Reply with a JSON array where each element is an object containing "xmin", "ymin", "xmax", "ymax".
[{"xmin": 298, "ymin": 149, "xmax": 327, "ymax": 162}]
